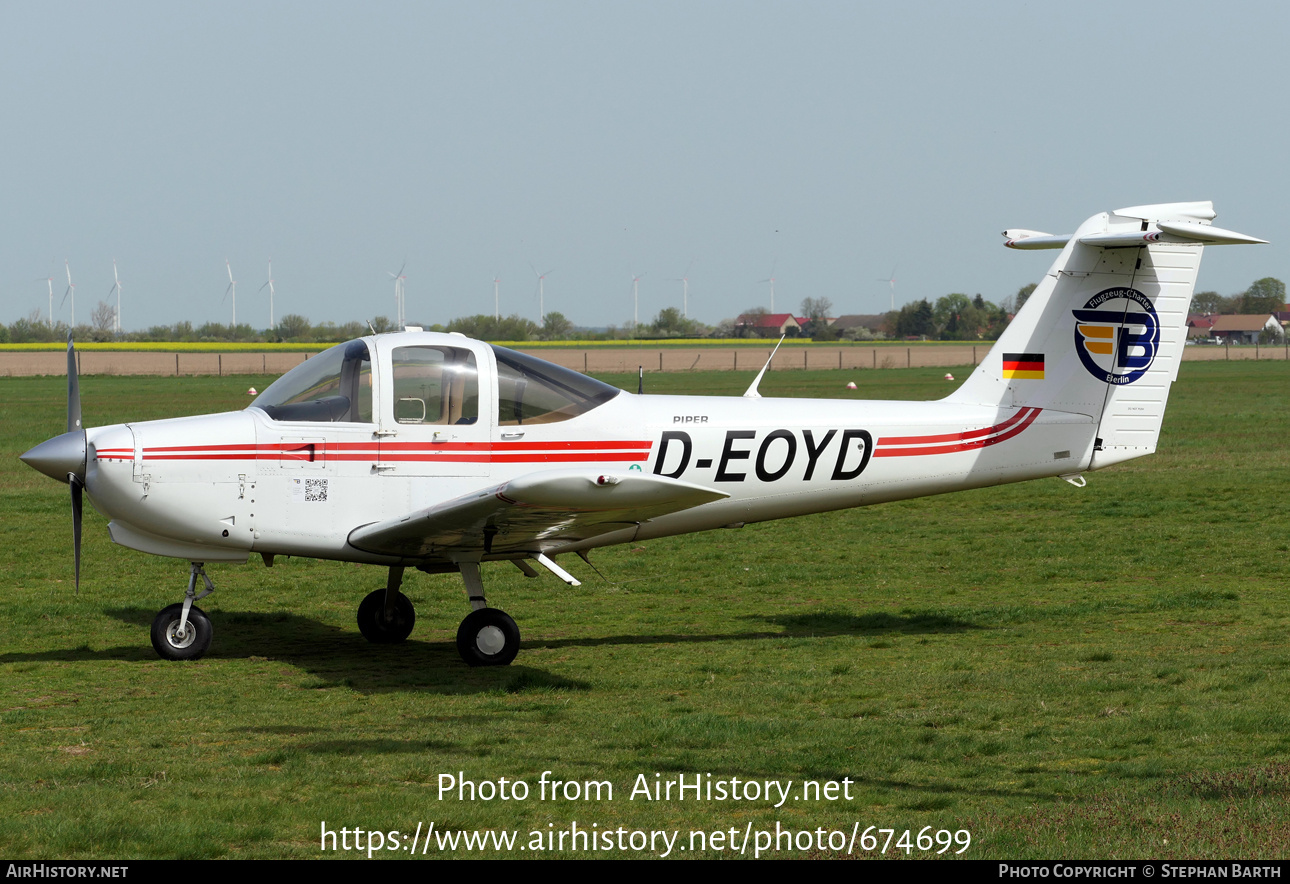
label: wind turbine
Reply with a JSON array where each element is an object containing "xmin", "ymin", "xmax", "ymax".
[
  {"xmin": 877, "ymin": 265, "xmax": 897, "ymax": 311},
  {"xmin": 40, "ymin": 272, "xmax": 54, "ymax": 326},
  {"xmin": 62, "ymin": 260, "xmax": 76, "ymax": 327},
  {"xmin": 630, "ymin": 272, "xmax": 646, "ymax": 331},
  {"xmin": 531, "ymin": 264, "xmax": 554, "ymax": 324},
  {"xmin": 492, "ymin": 274, "xmax": 501, "ymax": 321},
  {"xmin": 224, "ymin": 260, "xmax": 237, "ymax": 327},
  {"xmin": 759, "ymin": 261, "xmax": 777, "ymax": 313},
  {"xmin": 670, "ymin": 260, "xmax": 694, "ymax": 318},
  {"xmin": 258, "ymin": 259, "xmax": 276, "ymax": 329},
  {"xmin": 388, "ymin": 263, "xmax": 406, "ymax": 329},
  {"xmin": 107, "ymin": 259, "xmax": 122, "ymax": 334}
]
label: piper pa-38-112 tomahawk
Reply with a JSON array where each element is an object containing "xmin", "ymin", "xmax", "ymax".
[{"xmin": 21, "ymin": 201, "xmax": 1265, "ymax": 666}]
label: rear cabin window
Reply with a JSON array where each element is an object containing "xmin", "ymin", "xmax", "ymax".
[
  {"xmin": 252, "ymin": 341, "xmax": 372, "ymax": 423},
  {"xmin": 390, "ymin": 346, "xmax": 479, "ymax": 425},
  {"xmin": 492, "ymin": 345, "xmax": 619, "ymax": 425}
]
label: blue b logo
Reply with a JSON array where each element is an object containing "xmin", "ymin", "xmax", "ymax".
[{"xmin": 1072, "ymin": 288, "xmax": 1159, "ymax": 385}]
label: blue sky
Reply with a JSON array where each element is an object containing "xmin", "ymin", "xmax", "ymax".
[{"xmin": 2, "ymin": 2, "xmax": 1284, "ymax": 330}]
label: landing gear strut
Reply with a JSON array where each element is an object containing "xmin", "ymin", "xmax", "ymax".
[
  {"xmin": 151, "ymin": 563, "xmax": 214, "ymax": 661},
  {"xmin": 455, "ymin": 562, "xmax": 520, "ymax": 667}
]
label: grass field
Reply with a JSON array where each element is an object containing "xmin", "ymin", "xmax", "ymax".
[{"xmin": 1, "ymin": 362, "xmax": 1288, "ymax": 859}]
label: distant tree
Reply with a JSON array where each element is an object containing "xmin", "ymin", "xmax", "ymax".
[
  {"xmin": 446, "ymin": 313, "xmax": 540, "ymax": 341},
  {"xmin": 91, "ymin": 300, "xmax": 116, "ymax": 334},
  {"xmin": 798, "ymin": 297, "xmax": 836, "ymax": 340},
  {"xmin": 934, "ymin": 294, "xmax": 973, "ymax": 339},
  {"xmin": 369, "ymin": 316, "xmax": 396, "ymax": 334},
  {"xmin": 650, "ymin": 306, "xmax": 710, "ymax": 338},
  {"xmin": 541, "ymin": 311, "xmax": 574, "ymax": 341},
  {"xmin": 335, "ymin": 321, "xmax": 367, "ymax": 340},
  {"xmin": 651, "ymin": 307, "xmax": 685, "ymax": 336},
  {"xmin": 277, "ymin": 314, "xmax": 312, "ymax": 340},
  {"xmin": 1236, "ymin": 277, "xmax": 1285, "ymax": 315},
  {"xmin": 895, "ymin": 299, "xmax": 935, "ymax": 338},
  {"xmin": 312, "ymin": 321, "xmax": 342, "ymax": 341},
  {"xmin": 1191, "ymin": 291, "xmax": 1226, "ymax": 314},
  {"xmin": 8, "ymin": 310, "xmax": 60, "ymax": 343},
  {"xmin": 1015, "ymin": 282, "xmax": 1038, "ymax": 311}
]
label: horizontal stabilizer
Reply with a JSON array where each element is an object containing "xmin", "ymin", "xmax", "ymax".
[
  {"xmin": 348, "ymin": 469, "xmax": 729, "ymax": 559},
  {"xmin": 1005, "ymin": 220, "xmax": 1264, "ymax": 250},
  {"xmin": 1003, "ymin": 230, "xmax": 1071, "ymax": 250}
]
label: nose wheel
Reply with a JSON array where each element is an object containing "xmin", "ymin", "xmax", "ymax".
[
  {"xmin": 151, "ymin": 563, "xmax": 216, "ymax": 661},
  {"xmin": 151, "ymin": 603, "xmax": 213, "ymax": 660}
]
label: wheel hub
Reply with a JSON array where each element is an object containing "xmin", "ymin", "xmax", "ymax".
[
  {"xmin": 167, "ymin": 621, "xmax": 195, "ymax": 649},
  {"xmin": 475, "ymin": 625, "xmax": 506, "ymax": 656}
]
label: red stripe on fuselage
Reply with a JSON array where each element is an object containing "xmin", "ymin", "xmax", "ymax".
[
  {"xmin": 874, "ymin": 407, "xmax": 1041, "ymax": 457},
  {"xmin": 126, "ymin": 439, "xmax": 653, "ymax": 464}
]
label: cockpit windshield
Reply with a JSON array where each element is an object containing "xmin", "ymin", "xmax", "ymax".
[
  {"xmin": 492, "ymin": 345, "xmax": 620, "ymax": 425},
  {"xmin": 251, "ymin": 340, "xmax": 373, "ymax": 423}
]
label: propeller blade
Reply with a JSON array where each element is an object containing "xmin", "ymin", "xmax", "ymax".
[
  {"xmin": 67, "ymin": 334, "xmax": 81, "ymax": 433},
  {"xmin": 70, "ymin": 474, "xmax": 83, "ymax": 592}
]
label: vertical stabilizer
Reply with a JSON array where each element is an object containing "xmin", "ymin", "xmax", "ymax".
[{"xmin": 947, "ymin": 202, "xmax": 1264, "ymax": 469}]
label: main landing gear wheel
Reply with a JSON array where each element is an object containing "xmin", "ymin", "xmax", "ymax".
[
  {"xmin": 150, "ymin": 603, "xmax": 213, "ymax": 661},
  {"xmin": 457, "ymin": 608, "xmax": 520, "ymax": 667},
  {"xmin": 357, "ymin": 589, "xmax": 416, "ymax": 644}
]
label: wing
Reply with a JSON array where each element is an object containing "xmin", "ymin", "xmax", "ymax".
[{"xmin": 347, "ymin": 468, "xmax": 729, "ymax": 559}]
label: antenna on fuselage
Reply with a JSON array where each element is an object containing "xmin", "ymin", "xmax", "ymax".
[
  {"xmin": 638, "ymin": 365, "xmax": 644, "ymax": 394},
  {"xmin": 742, "ymin": 336, "xmax": 786, "ymax": 398}
]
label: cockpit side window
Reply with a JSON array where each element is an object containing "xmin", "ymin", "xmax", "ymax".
[
  {"xmin": 251, "ymin": 341, "xmax": 373, "ymax": 423},
  {"xmin": 390, "ymin": 346, "xmax": 479, "ymax": 425},
  {"xmin": 492, "ymin": 345, "xmax": 620, "ymax": 425}
]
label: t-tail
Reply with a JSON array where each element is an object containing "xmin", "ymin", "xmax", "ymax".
[{"xmin": 947, "ymin": 201, "xmax": 1265, "ymax": 470}]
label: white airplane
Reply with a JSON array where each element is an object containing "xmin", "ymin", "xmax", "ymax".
[{"xmin": 21, "ymin": 201, "xmax": 1264, "ymax": 667}]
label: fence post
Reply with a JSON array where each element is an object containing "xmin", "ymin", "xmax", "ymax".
[{"xmin": 907, "ymin": 348, "xmax": 911, "ymax": 368}]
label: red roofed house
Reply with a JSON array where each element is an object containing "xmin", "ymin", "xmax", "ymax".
[
  {"xmin": 1208, "ymin": 314, "xmax": 1284, "ymax": 345},
  {"xmin": 734, "ymin": 312, "xmax": 802, "ymax": 338},
  {"xmin": 1187, "ymin": 313, "xmax": 1217, "ymax": 342}
]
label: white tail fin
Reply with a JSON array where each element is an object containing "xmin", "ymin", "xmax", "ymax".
[{"xmin": 949, "ymin": 201, "xmax": 1265, "ymax": 469}]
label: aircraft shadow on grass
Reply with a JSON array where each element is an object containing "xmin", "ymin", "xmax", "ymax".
[{"xmin": 0, "ymin": 605, "xmax": 980, "ymax": 694}]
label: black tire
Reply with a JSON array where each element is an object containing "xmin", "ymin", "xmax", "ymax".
[
  {"xmin": 150, "ymin": 603, "xmax": 213, "ymax": 661},
  {"xmin": 357, "ymin": 589, "xmax": 416, "ymax": 644},
  {"xmin": 456, "ymin": 608, "xmax": 520, "ymax": 667}
]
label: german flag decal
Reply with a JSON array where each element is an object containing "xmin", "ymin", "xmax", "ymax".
[{"xmin": 1002, "ymin": 353, "xmax": 1044, "ymax": 379}]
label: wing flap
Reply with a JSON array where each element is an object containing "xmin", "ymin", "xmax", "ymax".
[{"xmin": 347, "ymin": 469, "xmax": 728, "ymax": 558}]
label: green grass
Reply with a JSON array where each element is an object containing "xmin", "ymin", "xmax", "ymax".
[{"xmin": 0, "ymin": 362, "xmax": 1287, "ymax": 858}]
